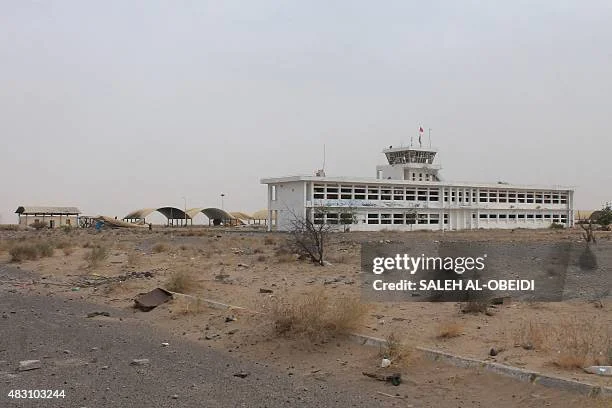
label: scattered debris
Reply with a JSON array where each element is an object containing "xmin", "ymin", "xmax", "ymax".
[
  {"xmin": 233, "ymin": 371, "xmax": 249, "ymax": 378},
  {"xmin": 521, "ymin": 342, "xmax": 534, "ymax": 350},
  {"xmin": 171, "ymin": 394, "xmax": 179, "ymax": 399},
  {"xmin": 225, "ymin": 315, "xmax": 237, "ymax": 323},
  {"xmin": 583, "ymin": 366, "xmax": 612, "ymax": 376},
  {"xmin": 323, "ymin": 277, "xmax": 342, "ymax": 285},
  {"xmin": 363, "ymin": 371, "xmax": 402, "ymax": 386},
  {"xmin": 489, "ymin": 348, "xmax": 498, "ymax": 357},
  {"xmin": 19, "ymin": 360, "xmax": 42, "ymax": 371},
  {"xmin": 73, "ymin": 270, "xmax": 159, "ymax": 289},
  {"xmin": 259, "ymin": 288, "xmax": 273, "ymax": 294},
  {"xmin": 134, "ymin": 288, "xmax": 173, "ymax": 312},
  {"xmin": 87, "ymin": 311, "xmax": 110, "ymax": 318},
  {"xmin": 376, "ymin": 391, "xmax": 404, "ymax": 399},
  {"xmin": 237, "ymin": 263, "xmax": 250, "ymax": 268},
  {"xmin": 381, "ymin": 357, "xmax": 391, "ymax": 368},
  {"xmin": 490, "ymin": 296, "xmax": 511, "ymax": 305},
  {"xmin": 161, "ymin": 342, "xmax": 169, "ymax": 347},
  {"xmin": 130, "ymin": 359, "xmax": 150, "ymax": 366}
]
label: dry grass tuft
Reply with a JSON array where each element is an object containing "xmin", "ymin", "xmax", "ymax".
[
  {"xmin": 513, "ymin": 317, "xmax": 610, "ymax": 369},
  {"xmin": 84, "ymin": 245, "xmax": 109, "ymax": 268},
  {"xmin": 264, "ymin": 237, "xmax": 275, "ymax": 245},
  {"xmin": 271, "ymin": 292, "xmax": 368, "ymax": 342},
  {"xmin": 165, "ymin": 270, "xmax": 198, "ymax": 293},
  {"xmin": 152, "ymin": 242, "xmax": 169, "ymax": 253},
  {"xmin": 436, "ymin": 321, "xmax": 464, "ymax": 339},
  {"xmin": 550, "ymin": 317, "xmax": 611, "ymax": 369},
  {"xmin": 62, "ymin": 247, "xmax": 75, "ymax": 256}
]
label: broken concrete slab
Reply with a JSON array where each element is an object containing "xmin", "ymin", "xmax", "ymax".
[
  {"xmin": 133, "ymin": 288, "xmax": 173, "ymax": 312},
  {"xmin": 19, "ymin": 360, "xmax": 42, "ymax": 371}
]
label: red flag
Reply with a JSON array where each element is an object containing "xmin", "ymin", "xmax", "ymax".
[{"xmin": 419, "ymin": 126, "xmax": 424, "ymax": 133}]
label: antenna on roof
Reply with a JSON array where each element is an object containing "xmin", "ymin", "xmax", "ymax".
[
  {"xmin": 322, "ymin": 144, "xmax": 326, "ymax": 172},
  {"xmin": 315, "ymin": 144, "xmax": 326, "ymax": 177}
]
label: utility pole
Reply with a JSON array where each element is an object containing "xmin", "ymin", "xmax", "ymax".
[
  {"xmin": 182, "ymin": 196, "xmax": 187, "ymax": 227},
  {"xmin": 220, "ymin": 193, "xmax": 225, "ymax": 210}
]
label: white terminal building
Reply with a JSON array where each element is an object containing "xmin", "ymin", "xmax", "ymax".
[{"xmin": 261, "ymin": 145, "xmax": 574, "ymax": 231}]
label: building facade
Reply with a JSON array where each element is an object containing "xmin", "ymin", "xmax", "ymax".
[
  {"xmin": 15, "ymin": 206, "xmax": 81, "ymax": 228},
  {"xmin": 261, "ymin": 146, "xmax": 574, "ymax": 231}
]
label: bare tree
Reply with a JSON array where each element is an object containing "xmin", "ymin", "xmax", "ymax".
[
  {"xmin": 287, "ymin": 207, "xmax": 340, "ymax": 265},
  {"xmin": 577, "ymin": 211, "xmax": 597, "ymax": 244}
]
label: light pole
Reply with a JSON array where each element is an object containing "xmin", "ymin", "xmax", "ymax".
[
  {"xmin": 182, "ymin": 196, "xmax": 187, "ymax": 227},
  {"xmin": 220, "ymin": 193, "xmax": 225, "ymax": 210}
]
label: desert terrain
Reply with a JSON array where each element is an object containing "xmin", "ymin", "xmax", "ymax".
[{"xmin": 0, "ymin": 226, "xmax": 610, "ymax": 407}]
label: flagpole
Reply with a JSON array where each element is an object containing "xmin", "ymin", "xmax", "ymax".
[{"xmin": 428, "ymin": 128, "xmax": 432, "ymax": 148}]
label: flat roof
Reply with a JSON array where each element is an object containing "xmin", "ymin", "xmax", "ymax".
[
  {"xmin": 15, "ymin": 206, "xmax": 81, "ymax": 215},
  {"xmin": 260, "ymin": 176, "xmax": 574, "ymax": 191}
]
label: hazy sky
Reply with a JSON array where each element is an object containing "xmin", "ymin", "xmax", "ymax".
[{"xmin": 1, "ymin": 1, "xmax": 611, "ymax": 224}]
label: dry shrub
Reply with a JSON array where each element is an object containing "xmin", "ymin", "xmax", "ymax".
[
  {"xmin": 127, "ymin": 251, "xmax": 142, "ymax": 267},
  {"xmin": 84, "ymin": 245, "xmax": 109, "ymax": 268},
  {"xmin": 55, "ymin": 240, "xmax": 73, "ymax": 249},
  {"xmin": 9, "ymin": 242, "xmax": 54, "ymax": 262},
  {"xmin": 460, "ymin": 299, "xmax": 489, "ymax": 314},
  {"xmin": 514, "ymin": 317, "xmax": 610, "ymax": 369},
  {"xmin": 550, "ymin": 317, "xmax": 611, "ymax": 369},
  {"xmin": 10, "ymin": 244, "xmax": 39, "ymax": 262},
  {"xmin": 437, "ymin": 321, "xmax": 464, "ymax": 339},
  {"xmin": 165, "ymin": 270, "xmax": 197, "ymax": 293},
  {"xmin": 0, "ymin": 224, "xmax": 19, "ymax": 231},
  {"xmin": 513, "ymin": 319, "xmax": 549, "ymax": 350},
  {"xmin": 264, "ymin": 237, "xmax": 275, "ymax": 245},
  {"xmin": 0, "ymin": 240, "xmax": 11, "ymax": 253},
  {"xmin": 256, "ymin": 254, "xmax": 267, "ymax": 262},
  {"xmin": 62, "ymin": 247, "xmax": 75, "ymax": 256},
  {"xmin": 152, "ymin": 242, "xmax": 169, "ymax": 253},
  {"xmin": 35, "ymin": 242, "xmax": 54, "ymax": 257},
  {"xmin": 380, "ymin": 332, "xmax": 413, "ymax": 367},
  {"xmin": 327, "ymin": 252, "xmax": 349, "ymax": 264},
  {"xmin": 172, "ymin": 296, "xmax": 205, "ymax": 315},
  {"xmin": 272, "ymin": 292, "xmax": 368, "ymax": 342}
]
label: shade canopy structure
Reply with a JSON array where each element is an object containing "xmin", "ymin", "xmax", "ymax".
[
  {"xmin": 123, "ymin": 207, "xmax": 191, "ymax": 226},
  {"xmin": 230, "ymin": 212, "xmax": 253, "ymax": 221},
  {"xmin": 251, "ymin": 209, "xmax": 276, "ymax": 225}
]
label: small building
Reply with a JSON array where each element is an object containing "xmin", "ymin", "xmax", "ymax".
[{"xmin": 15, "ymin": 206, "xmax": 81, "ymax": 228}]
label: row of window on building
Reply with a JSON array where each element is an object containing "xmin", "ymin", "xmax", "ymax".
[
  {"xmin": 313, "ymin": 212, "xmax": 568, "ymax": 225},
  {"xmin": 312, "ymin": 184, "xmax": 569, "ymax": 204}
]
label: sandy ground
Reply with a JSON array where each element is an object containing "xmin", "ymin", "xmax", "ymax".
[{"xmin": 0, "ymin": 226, "xmax": 610, "ymax": 407}]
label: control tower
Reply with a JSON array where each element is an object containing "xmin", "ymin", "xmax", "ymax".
[{"xmin": 376, "ymin": 146, "xmax": 442, "ymax": 181}]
